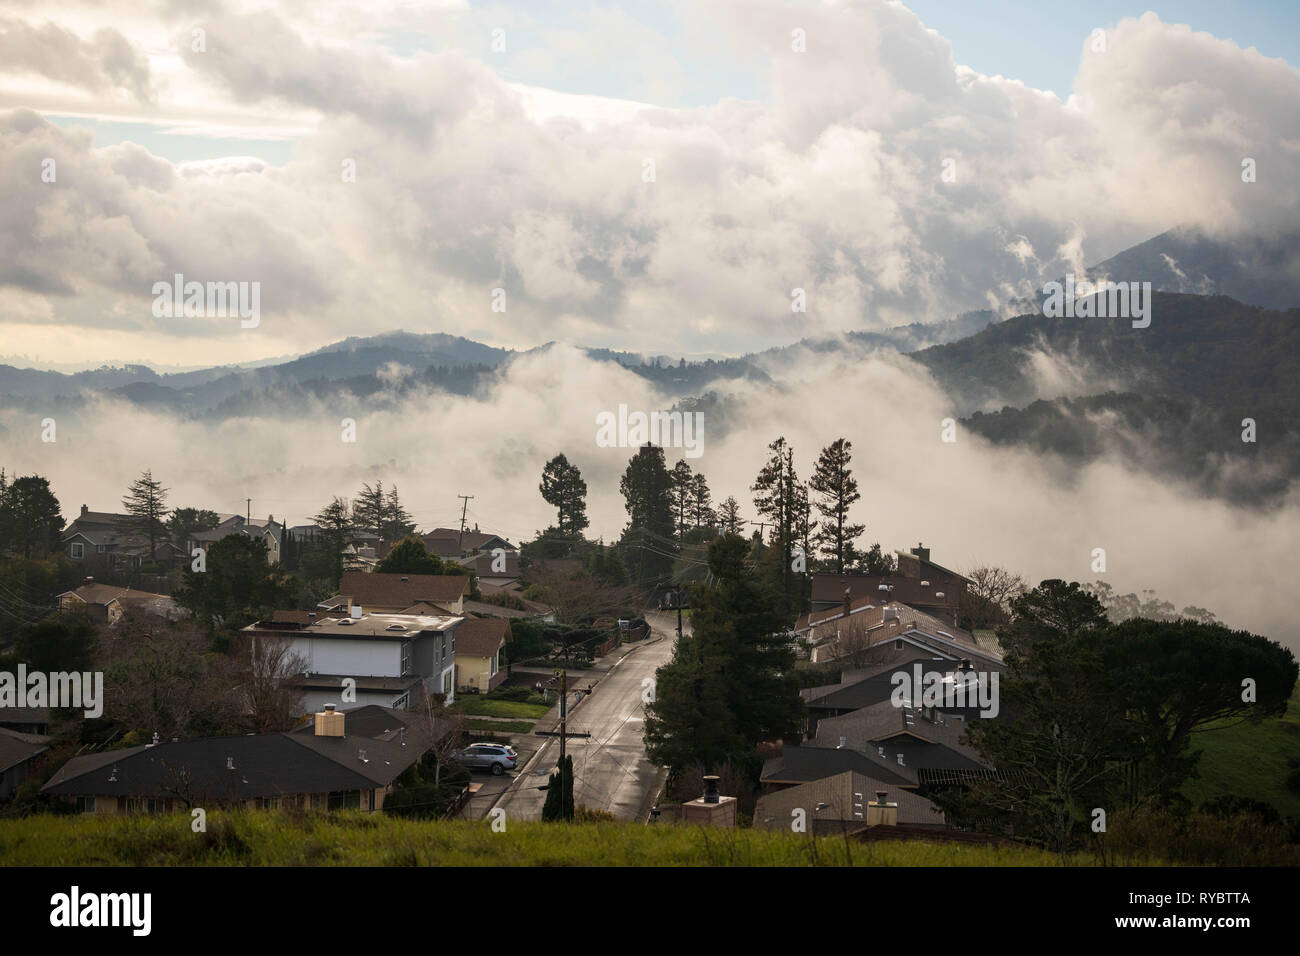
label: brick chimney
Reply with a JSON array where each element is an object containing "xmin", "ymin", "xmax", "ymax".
[
  {"xmin": 80, "ymin": 504, "xmax": 88, "ymax": 518},
  {"xmin": 911, "ymin": 542, "xmax": 930, "ymax": 564},
  {"xmin": 314, "ymin": 704, "xmax": 345, "ymax": 737}
]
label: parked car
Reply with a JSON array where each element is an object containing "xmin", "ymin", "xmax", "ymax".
[{"xmin": 451, "ymin": 743, "xmax": 518, "ymax": 775}]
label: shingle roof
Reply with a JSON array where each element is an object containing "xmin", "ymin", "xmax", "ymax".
[
  {"xmin": 808, "ymin": 699, "xmax": 990, "ymax": 768},
  {"xmin": 331, "ymin": 571, "xmax": 469, "ymax": 608},
  {"xmin": 0, "ymin": 726, "xmax": 50, "ymax": 774},
  {"xmin": 761, "ymin": 745, "xmax": 917, "ymax": 786},
  {"xmin": 454, "ymin": 617, "xmax": 508, "ymax": 657},
  {"xmin": 43, "ymin": 706, "xmax": 435, "ymax": 799},
  {"xmin": 754, "ymin": 771, "xmax": 944, "ymax": 829}
]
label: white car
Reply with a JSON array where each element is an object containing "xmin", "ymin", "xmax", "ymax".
[{"xmin": 451, "ymin": 743, "xmax": 519, "ymax": 775}]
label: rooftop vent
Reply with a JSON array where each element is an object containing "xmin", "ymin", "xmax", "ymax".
[
  {"xmin": 702, "ymin": 775, "xmax": 721, "ymax": 804},
  {"xmin": 350, "ymin": 605, "xmax": 363, "ymax": 619},
  {"xmin": 226, "ymin": 756, "xmax": 235, "ymax": 770},
  {"xmin": 385, "ymin": 623, "xmax": 407, "ymax": 631}
]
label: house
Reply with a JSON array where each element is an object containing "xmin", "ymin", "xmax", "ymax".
[
  {"xmin": 41, "ymin": 704, "xmax": 448, "ymax": 814},
  {"xmin": 62, "ymin": 505, "xmax": 185, "ymax": 572},
  {"xmin": 243, "ymin": 609, "xmax": 462, "ymax": 707},
  {"xmin": 806, "ymin": 697, "xmax": 990, "ymax": 772},
  {"xmin": 794, "ymin": 595, "xmax": 989, "ymax": 666},
  {"xmin": 753, "ymin": 773, "xmax": 944, "ymax": 832},
  {"xmin": 453, "ymin": 617, "xmax": 509, "ymax": 694},
  {"xmin": 187, "ymin": 514, "xmax": 285, "ymax": 566},
  {"xmin": 760, "ymin": 744, "xmax": 917, "ymax": 792},
  {"xmin": 322, "ymin": 571, "xmax": 471, "ymax": 615},
  {"xmin": 809, "ymin": 543, "xmax": 970, "ymax": 625},
  {"xmin": 0, "ymin": 726, "xmax": 51, "ymax": 800},
  {"xmin": 0, "ymin": 706, "xmax": 49, "ymax": 735},
  {"xmin": 421, "ymin": 527, "xmax": 516, "ymax": 560},
  {"xmin": 56, "ymin": 578, "xmax": 178, "ymax": 624}
]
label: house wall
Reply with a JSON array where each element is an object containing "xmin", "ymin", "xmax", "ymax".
[
  {"xmin": 455, "ymin": 652, "xmax": 503, "ymax": 692},
  {"xmin": 300, "ymin": 688, "xmax": 408, "ymax": 712},
  {"xmin": 286, "ymin": 636, "xmax": 402, "ymax": 677}
]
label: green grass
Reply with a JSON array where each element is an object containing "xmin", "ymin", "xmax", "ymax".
[
  {"xmin": 0, "ymin": 811, "xmax": 1167, "ymax": 866},
  {"xmin": 465, "ymin": 719, "xmax": 535, "ymax": 734},
  {"xmin": 452, "ymin": 698, "xmax": 551, "ymax": 719},
  {"xmin": 1183, "ymin": 684, "xmax": 1300, "ymax": 818}
]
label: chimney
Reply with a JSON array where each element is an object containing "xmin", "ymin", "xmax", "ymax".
[
  {"xmin": 843, "ymin": 587, "xmax": 851, "ymax": 617},
  {"xmin": 866, "ymin": 790, "xmax": 899, "ymax": 826},
  {"xmin": 80, "ymin": 504, "xmax": 88, "ymax": 517},
  {"xmin": 314, "ymin": 704, "xmax": 346, "ymax": 737},
  {"xmin": 703, "ymin": 775, "xmax": 720, "ymax": 804},
  {"xmin": 911, "ymin": 542, "xmax": 930, "ymax": 564},
  {"xmin": 83, "ymin": 576, "xmax": 94, "ymax": 587}
]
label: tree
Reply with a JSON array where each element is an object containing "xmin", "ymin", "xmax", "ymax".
[
  {"xmin": 717, "ymin": 496, "xmax": 744, "ymax": 536},
  {"xmin": 312, "ymin": 496, "xmax": 354, "ymax": 588},
  {"xmin": 670, "ymin": 460, "xmax": 694, "ymax": 537},
  {"xmin": 689, "ymin": 471, "xmax": 715, "ymax": 529},
  {"xmin": 618, "ymin": 444, "xmax": 676, "ymax": 585},
  {"xmin": 166, "ymin": 508, "xmax": 219, "ymax": 550},
  {"xmin": 858, "ymin": 542, "xmax": 896, "ymax": 575},
  {"xmin": 353, "ymin": 482, "xmax": 387, "ymax": 538},
  {"xmin": 998, "ymin": 579, "xmax": 1108, "ymax": 656},
  {"xmin": 539, "ymin": 454, "xmax": 589, "ymax": 542},
  {"xmin": 809, "ymin": 438, "xmax": 864, "ymax": 573},
  {"xmin": 380, "ymin": 486, "xmax": 416, "ymax": 542},
  {"xmin": 961, "ymin": 565, "xmax": 1027, "ymax": 630},
  {"xmin": 15, "ymin": 613, "xmax": 96, "ymax": 673},
  {"xmin": 0, "ymin": 474, "xmax": 63, "ymax": 558},
  {"xmin": 237, "ymin": 632, "xmax": 307, "ymax": 733},
  {"xmin": 121, "ymin": 470, "xmax": 169, "ymax": 559},
  {"xmin": 174, "ymin": 534, "xmax": 295, "ymax": 632},
  {"xmin": 541, "ymin": 754, "xmax": 575, "ymax": 821},
  {"xmin": 375, "ymin": 536, "xmax": 444, "ymax": 575},
  {"xmin": 644, "ymin": 534, "xmax": 804, "ymax": 779},
  {"xmin": 751, "ymin": 437, "xmax": 806, "ymax": 610}
]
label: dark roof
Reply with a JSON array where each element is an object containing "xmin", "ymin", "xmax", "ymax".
[
  {"xmin": 423, "ymin": 528, "xmax": 515, "ymax": 552},
  {"xmin": 761, "ymin": 745, "xmax": 917, "ymax": 787},
  {"xmin": 331, "ymin": 571, "xmax": 469, "ymax": 608},
  {"xmin": 43, "ymin": 706, "xmax": 434, "ymax": 799},
  {"xmin": 804, "ymin": 657, "xmax": 948, "ymax": 711},
  {"xmin": 271, "ymin": 609, "xmax": 318, "ymax": 625},
  {"xmin": 454, "ymin": 617, "xmax": 508, "ymax": 656},
  {"xmin": 457, "ymin": 552, "xmax": 520, "ymax": 578},
  {"xmin": 0, "ymin": 727, "xmax": 50, "ymax": 774},
  {"xmin": 754, "ymin": 771, "xmax": 944, "ymax": 828},
  {"xmin": 810, "ymin": 573, "xmax": 964, "ymax": 608}
]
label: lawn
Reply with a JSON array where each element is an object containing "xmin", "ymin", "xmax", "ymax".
[
  {"xmin": 452, "ymin": 698, "xmax": 551, "ymax": 719},
  {"xmin": 0, "ymin": 811, "xmax": 1162, "ymax": 867},
  {"xmin": 465, "ymin": 719, "xmax": 535, "ymax": 734},
  {"xmin": 1183, "ymin": 683, "xmax": 1300, "ymax": 818}
]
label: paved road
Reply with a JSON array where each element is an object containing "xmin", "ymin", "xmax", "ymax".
[{"xmin": 493, "ymin": 610, "xmax": 684, "ymax": 822}]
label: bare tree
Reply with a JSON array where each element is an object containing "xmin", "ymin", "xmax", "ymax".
[
  {"xmin": 525, "ymin": 564, "xmax": 639, "ymax": 626},
  {"xmin": 961, "ymin": 565, "xmax": 1027, "ymax": 629},
  {"xmin": 818, "ymin": 615, "xmax": 890, "ymax": 668},
  {"xmin": 238, "ymin": 633, "xmax": 308, "ymax": 733},
  {"xmin": 412, "ymin": 687, "xmax": 466, "ymax": 786}
]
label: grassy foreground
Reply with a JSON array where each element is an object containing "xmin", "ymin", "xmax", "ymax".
[{"xmin": 0, "ymin": 811, "xmax": 1159, "ymax": 866}]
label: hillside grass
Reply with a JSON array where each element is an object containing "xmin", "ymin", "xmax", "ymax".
[
  {"xmin": 0, "ymin": 811, "xmax": 1166, "ymax": 866},
  {"xmin": 1183, "ymin": 684, "xmax": 1300, "ymax": 818}
]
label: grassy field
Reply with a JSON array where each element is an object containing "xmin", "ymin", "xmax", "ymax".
[
  {"xmin": 1183, "ymin": 684, "xmax": 1300, "ymax": 818},
  {"xmin": 0, "ymin": 811, "xmax": 1155, "ymax": 866},
  {"xmin": 452, "ymin": 698, "xmax": 551, "ymax": 719},
  {"xmin": 465, "ymin": 719, "xmax": 535, "ymax": 734}
]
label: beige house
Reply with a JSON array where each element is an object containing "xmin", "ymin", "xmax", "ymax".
[{"xmin": 454, "ymin": 617, "xmax": 509, "ymax": 693}]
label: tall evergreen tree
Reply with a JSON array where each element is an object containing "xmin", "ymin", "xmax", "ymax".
[
  {"xmin": 539, "ymin": 454, "xmax": 590, "ymax": 540},
  {"xmin": 380, "ymin": 486, "xmax": 416, "ymax": 542},
  {"xmin": 167, "ymin": 507, "xmax": 220, "ymax": 550},
  {"xmin": 644, "ymin": 534, "xmax": 804, "ymax": 778},
  {"xmin": 121, "ymin": 469, "xmax": 169, "ymax": 559},
  {"xmin": 618, "ymin": 444, "xmax": 676, "ymax": 585},
  {"xmin": 669, "ymin": 460, "xmax": 694, "ymax": 537},
  {"xmin": 716, "ymin": 496, "xmax": 743, "ymax": 535},
  {"xmin": 541, "ymin": 754, "xmax": 575, "ymax": 821},
  {"xmin": 0, "ymin": 474, "xmax": 63, "ymax": 558},
  {"xmin": 750, "ymin": 437, "xmax": 805, "ymax": 608},
  {"xmin": 808, "ymin": 438, "xmax": 864, "ymax": 573},
  {"xmin": 353, "ymin": 481, "xmax": 387, "ymax": 538},
  {"xmin": 312, "ymin": 496, "xmax": 354, "ymax": 588},
  {"xmin": 688, "ymin": 471, "xmax": 715, "ymax": 529}
]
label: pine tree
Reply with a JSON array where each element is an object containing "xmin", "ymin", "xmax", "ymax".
[
  {"xmin": 809, "ymin": 438, "xmax": 865, "ymax": 573},
  {"xmin": 380, "ymin": 486, "xmax": 416, "ymax": 542},
  {"xmin": 312, "ymin": 496, "xmax": 354, "ymax": 588},
  {"xmin": 689, "ymin": 471, "xmax": 715, "ymax": 529},
  {"xmin": 121, "ymin": 469, "xmax": 169, "ymax": 560},
  {"xmin": 0, "ymin": 474, "xmax": 63, "ymax": 558},
  {"xmin": 541, "ymin": 754, "xmax": 575, "ymax": 821},
  {"xmin": 750, "ymin": 438, "xmax": 807, "ymax": 609},
  {"xmin": 670, "ymin": 459, "xmax": 693, "ymax": 537},
  {"xmin": 539, "ymin": 454, "xmax": 590, "ymax": 540},
  {"xmin": 717, "ymin": 496, "xmax": 743, "ymax": 535},
  {"xmin": 618, "ymin": 444, "xmax": 676, "ymax": 584}
]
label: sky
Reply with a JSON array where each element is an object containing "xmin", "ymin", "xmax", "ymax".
[
  {"xmin": 2, "ymin": 0, "xmax": 1298, "ymax": 367},
  {"xmin": 2, "ymin": 2, "xmax": 1300, "ymax": 647}
]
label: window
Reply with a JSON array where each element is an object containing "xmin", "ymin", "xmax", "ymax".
[
  {"xmin": 70, "ymin": 542, "xmax": 84, "ymax": 558},
  {"xmin": 327, "ymin": 791, "xmax": 361, "ymax": 811},
  {"xmin": 393, "ymin": 694, "xmax": 409, "ymax": 710},
  {"xmin": 76, "ymin": 796, "xmax": 96, "ymax": 814},
  {"xmin": 400, "ymin": 641, "xmax": 411, "ymax": 674}
]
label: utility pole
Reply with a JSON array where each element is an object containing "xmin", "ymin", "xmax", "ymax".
[
  {"xmin": 456, "ymin": 494, "xmax": 474, "ymax": 549},
  {"xmin": 749, "ymin": 519, "xmax": 771, "ymax": 539}
]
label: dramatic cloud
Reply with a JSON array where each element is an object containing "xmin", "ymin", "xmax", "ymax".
[{"xmin": 0, "ymin": 3, "xmax": 1297, "ymax": 364}]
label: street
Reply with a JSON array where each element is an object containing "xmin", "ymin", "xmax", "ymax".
[{"xmin": 491, "ymin": 609, "xmax": 684, "ymax": 822}]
